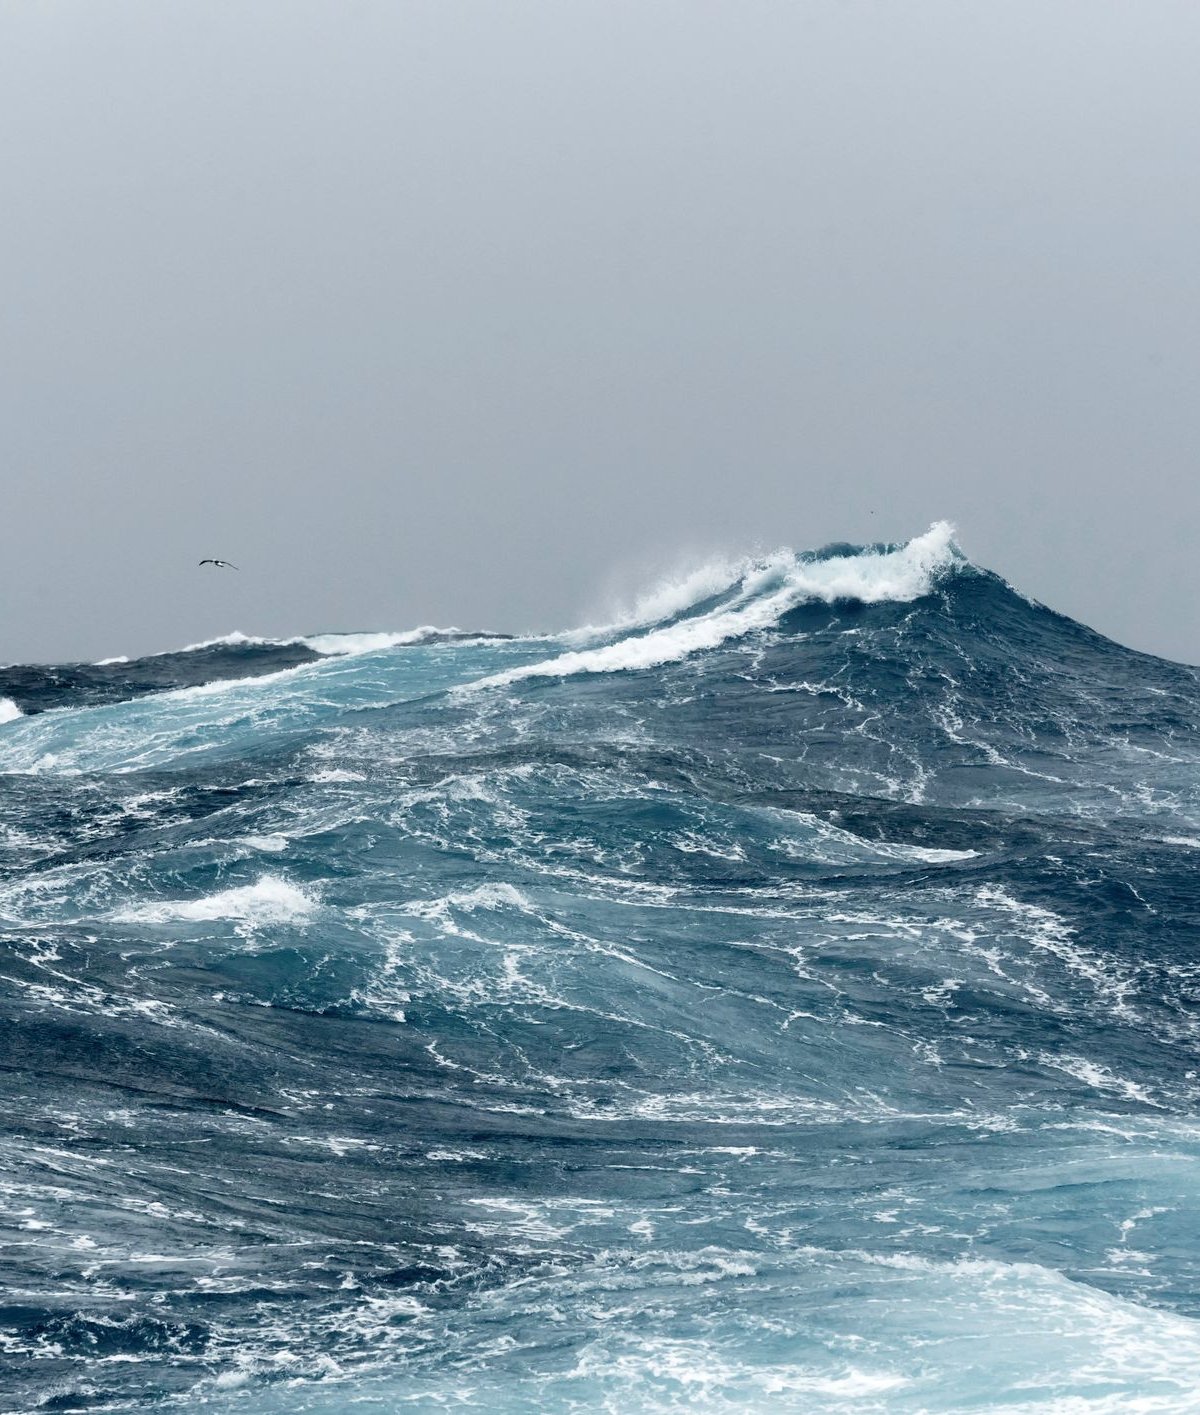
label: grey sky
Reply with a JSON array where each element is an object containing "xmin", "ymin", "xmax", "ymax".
[{"xmin": 2, "ymin": 1, "xmax": 1198, "ymax": 665}]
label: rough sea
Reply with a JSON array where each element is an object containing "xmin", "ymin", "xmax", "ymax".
[{"xmin": 2, "ymin": 523, "xmax": 1198, "ymax": 1413}]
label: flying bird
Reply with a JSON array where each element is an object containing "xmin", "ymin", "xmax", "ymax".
[{"xmin": 199, "ymin": 559, "xmax": 239, "ymax": 570}]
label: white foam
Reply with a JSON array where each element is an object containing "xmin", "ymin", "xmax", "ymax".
[
  {"xmin": 774, "ymin": 811, "xmax": 979, "ymax": 866},
  {"xmin": 882, "ymin": 841, "xmax": 979, "ymax": 863},
  {"xmin": 165, "ymin": 627, "xmax": 456, "ymax": 658},
  {"xmin": 113, "ymin": 875, "xmax": 318, "ymax": 927},
  {"xmin": 159, "ymin": 663, "xmax": 314, "ymax": 702},
  {"xmin": 571, "ymin": 556, "xmax": 745, "ymax": 640},
  {"xmin": 178, "ymin": 630, "xmax": 273, "ymax": 653},
  {"xmin": 977, "ymin": 885, "xmax": 1137, "ymax": 1021},
  {"xmin": 567, "ymin": 1335, "xmax": 909, "ymax": 1403},
  {"xmin": 469, "ymin": 523, "xmax": 960, "ymax": 691},
  {"xmin": 0, "ymin": 698, "xmax": 22, "ymax": 724},
  {"xmin": 239, "ymin": 834, "xmax": 289, "ymax": 853},
  {"xmin": 405, "ymin": 883, "xmax": 530, "ymax": 921},
  {"xmin": 447, "ymin": 882, "xmax": 530, "ymax": 911},
  {"xmin": 298, "ymin": 628, "xmax": 445, "ymax": 656},
  {"xmin": 1042, "ymin": 1053, "xmax": 1162, "ymax": 1108}
]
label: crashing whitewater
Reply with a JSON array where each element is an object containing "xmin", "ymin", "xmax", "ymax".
[{"xmin": 1, "ymin": 525, "xmax": 1199, "ymax": 1412}]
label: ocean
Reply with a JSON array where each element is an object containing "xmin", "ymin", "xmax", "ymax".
[{"xmin": 1, "ymin": 523, "xmax": 1198, "ymax": 1412}]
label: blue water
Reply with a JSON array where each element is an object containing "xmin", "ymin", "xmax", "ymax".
[{"xmin": 2, "ymin": 525, "xmax": 1198, "ymax": 1412}]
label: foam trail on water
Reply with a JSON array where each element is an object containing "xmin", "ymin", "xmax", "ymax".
[{"xmin": 472, "ymin": 522, "xmax": 960, "ymax": 690}]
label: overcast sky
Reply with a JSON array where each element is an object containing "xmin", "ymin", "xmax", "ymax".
[{"xmin": 2, "ymin": 1, "xmax": 1198, "ymax": 665}]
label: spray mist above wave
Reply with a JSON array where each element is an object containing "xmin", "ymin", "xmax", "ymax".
[
  {"xmin": 571, "ymin": 521, "xmax": 959, "ymax": 640},
  {"xmin": 470, "ymin": 521, "xmax": 963, "ymax": 691}
]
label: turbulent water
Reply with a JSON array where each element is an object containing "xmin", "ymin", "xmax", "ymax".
[{"xmin": 2, "ymin": 523, "xmax": 1199, "ymax": 1413}]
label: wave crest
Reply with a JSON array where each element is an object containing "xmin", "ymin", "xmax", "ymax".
[
  {"xmin": 113, "ymin": 876, "xmax": 319, "ymax": 927},
  {"xmin": 473, "ymin": 522, "xmax": 961, "ymax": 690},
  {"xmin": 177, "ymin": 628, "xmax": 452, "ymax": 657}
]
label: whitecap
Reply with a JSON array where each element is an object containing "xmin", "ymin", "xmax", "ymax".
[
  {"xmin": 177, "ymin": 630, "xmax": 276, "ymax": 653},
  {"xmin": 140, "ymin": 626, "xmax": 459, "ymax": 659},
  {"xmin": 239, "ymin": 834, "xmax": 289, "ymax": 853},
  {"xmin": 467, "ymin": 522, "xmax": 960, "ymax": 690},
  {"xmin": 298, "ymin": 628, "xmax": 447, "ymax": 655},
  {"xmin": 569, "ymin": 555, "xmax": 745, "ymax": 640},
  {"xmin": 113, "ymin": 875, "xmax": 318, "ymax": 927}
]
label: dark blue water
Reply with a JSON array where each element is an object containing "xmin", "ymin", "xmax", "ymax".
[{"xmin": 2, "ymin": 525, "xmax": 1198, "ymax": 1412}]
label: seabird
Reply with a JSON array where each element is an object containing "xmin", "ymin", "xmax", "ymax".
[{"xmin": 199, "ymin": 559, "xmax": 239, "ymax": 570}]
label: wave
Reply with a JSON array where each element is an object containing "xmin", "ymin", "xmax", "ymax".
[
  {"xmin": 568, "ymin": 555, "xmax": 749, "ymax": 639},
  {"xmin": 2, "ymin": 525, "xmax": 966, "ymax": 715},
  {"xmin": 0, "ymin": 697, "xmax": 22, "ymax": 724},
  {"xmin": 177, "ymin": 627, "xmax": 455, "ymax": 656},
  {"xmin": 471, "ymin": 521, "xmax": 962, "ymax": 690},
  {"xmin": 299, "ymin": 628, "xmax": 446, "ymax": 656},
  {"xmin": 2, "ymin": 518, "xmax": 1199, "ymax": 1413},
  {"xmin": 112, "ymin": 875, "xmax": 319, "ymax": 927},
  {"xmin": 175, "ymin": 626, "xmax": 514, "ymax": 658},
  {"xmin": 2, "ymin": 626, "xmax": 513, "ymax": 719},
  {"xmin": 172, "ymin": 630, "xmax": 289, "ymax": 654}
]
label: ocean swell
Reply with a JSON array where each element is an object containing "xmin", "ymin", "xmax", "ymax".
[{"xmin": 0, "ymin": 523, "xmax": 1197, "ymax": 1413}]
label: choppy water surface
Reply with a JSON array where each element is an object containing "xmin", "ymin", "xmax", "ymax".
[{"xmin": 2, "ymin": 525, "xmax": 1198, "ymax": 1412}]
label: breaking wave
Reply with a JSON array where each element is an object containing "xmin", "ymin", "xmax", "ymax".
[
  {"xmin": 113, "ymin": 875, "xmax": 319, "ymax": 927},
  {"xmin": 474, "ymin": 521, "xmax": 962, "ymax": 689}
]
